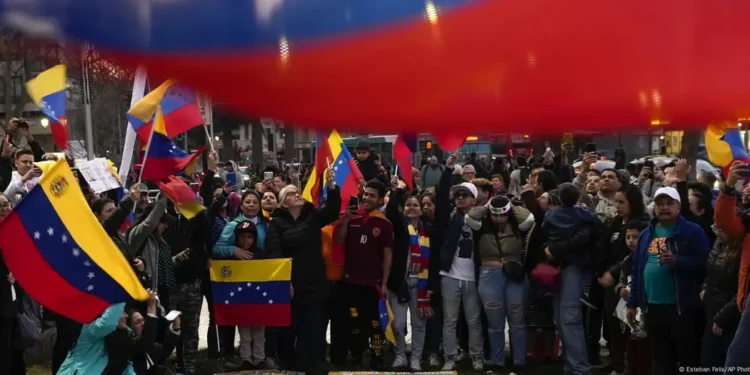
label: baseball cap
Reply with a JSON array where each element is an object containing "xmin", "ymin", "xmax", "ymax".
[
  {"xmin": 138, "ymin": 183, "xmax": 149, "ymax": 194},
  {"xmin": 450, "ymin": 182, "xmax": 478, "ymax": 199},
  {"xmin": 653, "ymin": 186, "xmax": 681, "ymax": 203},
  {"xmin": 234, "ymin": 220, "xmax": 257, "ymax": 236}
]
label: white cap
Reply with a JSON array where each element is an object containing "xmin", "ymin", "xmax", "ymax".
[
  {"xmin": 451, "ymin": 182, "xmax": 478, "ymax": 199},
  {"xmin": 653, "ymin": 186, "xmax": 681, "ymax": 203}
]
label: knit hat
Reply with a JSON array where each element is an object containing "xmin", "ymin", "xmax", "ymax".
[
  {"xmin": 234, "ymin": 220, "xmax": 257, "ymax": 236},
  {"xmin": 228, "ymin": 192, "xmax": 241, "ymax": 211}
]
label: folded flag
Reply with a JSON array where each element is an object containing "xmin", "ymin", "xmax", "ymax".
[
  {"xmin": 140, "ymin": 105, "xmax": 206, "ymax": 181},
  {"xmin": 0, "ymin": 159, "xmax": 149, "ymax": 323},
  {"xmin": 210, "ymin": 259, "xmax": 292, "ymax": 327},
  {"xmin": 302, "ymin": 130, "xmax": 363, "ymax": 212},
  {"xmin": 25, "ymin": 64, "xmax": 68, "ymax": 150},
  {"xmin": 127, "ymin": 80, "xmax": 204, "ymax": 143},
  {"xmin": 394, "ymin": 134, "xmax": 418, "ymax": 190},
  {"xmin": 705, "ymin": 123, "xmax": 750, "ymax": 177},
  {"xmin": 305, "ymin": 132, "xmax": 334, "ymax": 207},
  {"xmin": 377, "ymin": 286, "xmax": 396, "ymax": 345},
  {"xmin": 157, "ymin": 176, "xmax": 205, "ymax": 220}
]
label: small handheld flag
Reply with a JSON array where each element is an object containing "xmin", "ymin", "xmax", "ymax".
[{"xmin": 25, "ymin": 65, "xmax": 68, "ymax": 150}]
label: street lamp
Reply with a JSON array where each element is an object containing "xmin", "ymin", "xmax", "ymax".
[
  {"xmin": 40, "ymin": 118, "xmax": 49, "ymax": 128},
  {"xmin": 214, "ymin": 136, "xmax": 220, "ymax": 141}
]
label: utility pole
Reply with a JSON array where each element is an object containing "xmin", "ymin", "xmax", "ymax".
[{"xmin": 81, "ymin": 45, "xmax": 94, "ymax": 160}]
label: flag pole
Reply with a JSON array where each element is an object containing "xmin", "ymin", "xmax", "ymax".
[
  {"xmin": 133, "ymin": 108, "xmax": 158, "ymax": 212},
  {"xmin": 203, "ymin": 125, "xmax": 215, "ymax": 153}
]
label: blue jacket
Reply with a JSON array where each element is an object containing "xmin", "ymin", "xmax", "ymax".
[
  {"xmin": 57, "ymin": 303, "xmax": 135, "ymax": 375},
  {"xmin": 627, "ymin": 215, "xmax": 711, "ymax": 313},
  {"xmin": 213, "ymin": 214, "xmax": 269, "ymax": 259}
]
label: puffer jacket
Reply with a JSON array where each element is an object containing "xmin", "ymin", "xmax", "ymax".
[
  {"xmin": 474, "ymin": 205, "xmax": 534, "ymax": 263},
  {"xmin": 126, "ymin": 200, "xmax": 168, "ymax": 290},
  {"xmin": 714, "ymin": 192, "xmax": 750, "ymax": 313},
  {"xmin": 57, "ymin": 303, "xmax": 135, "ymax": 375},
  {"xmin": 266, "ymin": 187, "xmax": 341, "ymax": 304},
  {"xmin": 703, "ymin": 238, "xmax": 742, "ymax": 330},
  {"xmin": 214, "ymin": 214, "xmax": 269, "ymax": 259}
]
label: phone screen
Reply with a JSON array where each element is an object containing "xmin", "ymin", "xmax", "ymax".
[
  {"xmin": 227, "ymin": 173, "xmax": 237, "ymax": 187},
  {"xmin": 264, "ymin": 171, "xmax": 274, "ymax": 180},
  {"xmin": 585, "ymin": 143, "xmax": 597, "ymax": 153},
  {"xmin": 348, "ymin": 196, "xmax": 359, "ymax": 208}
]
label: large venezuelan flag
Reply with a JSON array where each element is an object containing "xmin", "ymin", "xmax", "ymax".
[
  {"xmin": 0, "ymin": 159, "xmax": 149, "ymax": 323},
  {"xmin": 705, "ymin": 123, "xmax": 750, "ymax": 177},
  {"xmin": 127, "ymin": 80, "xmax": 204, "ymax": 142},
  {"xmin": 302, "ymin": 130, "xmax": 363, "ymax": 211},
  {"xmin": 25, "ymin": 64, "xmax": 68, "ymax": 150},
  {"xmin": 140, "ymin": 106, "xmax": 206, "ymax": 181},
  {"xmin": 210, "ymin": 259, "xmax": 292, "ymax": 327},
  {"xmin": 305, "ymin": 133, "xmax": 334, "ymax": 207}
]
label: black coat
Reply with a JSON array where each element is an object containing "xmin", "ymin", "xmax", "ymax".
[
  {"xmin": 704, "ymin": 239, "xmax": 742, "ymax": 330},
  {"xmin": 0, "ymin": 252, "xmax": 16, "ymax": 318},
  {"xmin": 385, "ymin": 188, "xmax": 410, "ymax": 293},
  {"xmin": 266, "ymin": 187, "xmax": 341, "ymax": 304},
  {"xmin": 131, "ymin": 316, "xmax": 179, "ymax": 375}
]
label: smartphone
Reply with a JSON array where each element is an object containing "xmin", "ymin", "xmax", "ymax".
[
  {"xmin": 348, "ymin": 196, "xmax": 359, "ymax": 208},
  {"xmin": 643, "ymin": 160, "xmax": 655, "ymax": 170},
  {"xmin": 264, "ymin": 171, "xmax": 274, "ymax": 180},
  {"xmin": 585, "ymin": 142, "xmax": 597, "ymax": 153},
  {"xmin": 164, "ymin": 310, "xmax": 182, "ymax": 322},
  {"xmin": 227, "ymin": 173, "xmax": 237, "ymax": 187}
]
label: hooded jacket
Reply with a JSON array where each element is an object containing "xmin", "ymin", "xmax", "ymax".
[
  {"xmin": 703, "ymin": 238, "xmax": 742, "ymax": 330},
  {"xmin": 57, "ymin": 303, "xmax": 135, "ymax": 375},
  {"xmin": 214, "ymin": 214, "xmax": 269, "ymax": 259},
  {"xmin": 126, "ymin": 200, "xmax": 168, "ymax": 290},
  {"xmin": 543, "ymin": 206, "xmax": 600, "ymax": 266},
  {"xmin": 266, "ymin": 187, "xmax": 341, "ymax": 304}
]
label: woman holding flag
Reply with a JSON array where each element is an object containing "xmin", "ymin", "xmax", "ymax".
[
  {"xmin": 384, "ymin": 176, "xmax": 433, "ymax": 371},
  {"xmin": 265, "ymin": 167, "xmax": 340, "ymax": 374}
]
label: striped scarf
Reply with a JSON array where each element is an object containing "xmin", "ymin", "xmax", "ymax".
[{"xmin": 407, "ymin": 220, "xmax": 431, "ymax": 309}]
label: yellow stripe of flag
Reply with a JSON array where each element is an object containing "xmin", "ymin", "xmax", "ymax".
[{"xmin": 210, "ymin": 259, "xmax": 291, "ymax": 283}]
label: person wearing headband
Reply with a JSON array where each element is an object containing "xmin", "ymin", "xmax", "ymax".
[{"xmin": 473, "ymin": 196, "xmax": 534, "ymax": 373}]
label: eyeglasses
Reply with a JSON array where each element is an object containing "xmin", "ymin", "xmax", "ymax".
[
  {"xmin": 0, "ymin": 202, "xmax": 10, "ymax": 208},
  {"xmin": 286, "ymin": 191, "xmax": 301, "ymax": 198},
  {"xmin": 454, "ymin": 192, "xmax": 471, "ymax": 199}
]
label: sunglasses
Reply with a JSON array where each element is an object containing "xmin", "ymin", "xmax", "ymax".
[{"xmin": 454, "ymin": 192, "xmax": 472, "ymax": 199}]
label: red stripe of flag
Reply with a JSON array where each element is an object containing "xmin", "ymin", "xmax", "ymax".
[
  {"xmin": 394, "ymin": 135, "xmax": 417, "ymax": 190},
  {"xmin": 0, "ymin": 213, "xmax": 110, "ymax": 323},
  {"xmin": 311, "ymin": 132, "xmax": 334, "ymax": 207},
  {"xmin": 214, "ymin": 304, "xmax": 291, "ymax": 326}
]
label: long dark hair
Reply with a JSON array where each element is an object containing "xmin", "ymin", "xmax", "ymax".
[
  {"xmin": 483, "ymin": 196, "xmax": 521, "ymax": 237},
  {"xmin": 618, "ymin": 184, "xmax": 645, "ymax": 220}
]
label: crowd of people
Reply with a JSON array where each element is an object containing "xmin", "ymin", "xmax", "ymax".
[{"xmin": 0, "ymin": 124, "xmax": 749, "ymax": 375}]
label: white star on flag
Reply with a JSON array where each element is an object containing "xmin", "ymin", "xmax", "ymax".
[
  {"xmin": 87, "ymin": 272, "xmax": 95, "ymax": 279},
  {"xmin": 33, "ymin": 231, "xmax": 40, "ymax": 239},
  {"xmin": 246, "ymin": 282, "xmax": 252, "ymax": 287},
  {"xmin": 230, "ymin": 292, "xmax": 235, "ymax": 297},
  {"xmin": 72, "ymin": 248, "xmax": 80, "ymax": 257},
  {"xmin": 47, "ymin": 227, "xmax": 54, "ymax": 236},
  {"xmin": 61, "ymin": 234, "xmax": 68, "ymax": 243},
  {"xmin": 86, "ymin": 285, "xmax": 94, "ymax": 291},
  {"xmin": 269, "ymin": 300, "xmax": 274, "ymax": 304},
  {"xmin": 238, "ymin": 287, "xmax": 243, "ymax": 291},
  {"xmin": 263, "ymin": 292, "xmax": 267, "ymax": 297},
  {"xmin": 83, "ymin": 261, "xmax": 91, "ymax": 267}
]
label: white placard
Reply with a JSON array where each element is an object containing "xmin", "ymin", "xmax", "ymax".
[
  {"xmin": 78, "ymin": 158, "xmax": 122, "ymax": 193},
  {"xmin": 196, "ymin": 92, "xmax": 213, "ymax": 126}
]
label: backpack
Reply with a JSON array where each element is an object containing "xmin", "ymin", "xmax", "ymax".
[{"xmin": 14, "ymin": 292, "xmax": 42, "ymax": 349}]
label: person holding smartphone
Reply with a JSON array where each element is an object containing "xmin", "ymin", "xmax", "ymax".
[{"xmin": 3, "ymin": 148, "xmax": 42, "ymax": 205}]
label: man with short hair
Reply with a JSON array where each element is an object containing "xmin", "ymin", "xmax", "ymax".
[
  {"xmin": 421, "ymin": 156, "xmax": 445, "ymax": 189},
  {"xmin": 272, "ymin": 173, "xmax": 287, "ymax": 191},
  {"xmin": 584, "ymin": 170, "xmax": 601, "ymax": 195},
  {"xmin": 432, "ymin": 153, "xmax": 485, "ymax": 371},
  {"xmin": 627, "ymin": 187, "xmax": 710, "ymax": 375},
  {"xmin": 4, "ymin": 149, "xmax": 41, "ymax": 205},
  {"xmin": 334, "ymin": 180, "xmax": 394, "ymax": 370},
  {"xmin": 462, "ymin": 164, "xmax": 476, "ymax": 182}
]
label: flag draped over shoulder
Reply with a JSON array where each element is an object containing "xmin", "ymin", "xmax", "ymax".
[
  {"xmin": 0, "ymin": 159, "xmax": 149, "ymax": 323},
  {"xmin": 25, "ymin": 64, "xmax": 68, "ymax": 150},
  {"xmin": 157, "ymin": 176, "xmax": 205, "ymax": 219},
  {"xmin": 394, "ymin": 134, "xmax": 417, "ymax": 189},
  {"xmin": 140, "ymin": 106, "xmax": 205, "ymax": 181},
  {"xmin": 705, "ymin": 123, "xmax": 750, "ymax": 176},
  {"xmin": 302, "ymin": 130, "xmax": 363, "ymax": 211},
  {"xmin": 210, "ymin": 259, "xmax": 292, "ymax": 327},
  {"xmin": 127, "ymin": 80, "xmax": 204, "ymax": 142}
]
